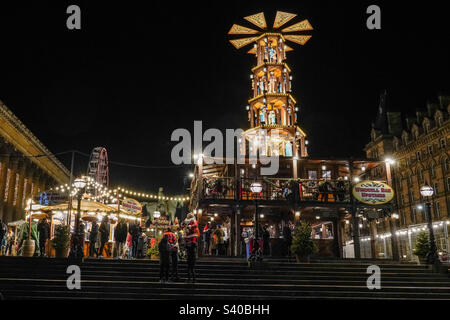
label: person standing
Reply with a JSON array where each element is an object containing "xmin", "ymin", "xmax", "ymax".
[
  {"xmin": 131, "ymin": 223, "xmax": 141, "ymax": 258},
  {"xmin": 5, "ymin": 229, "xmax": 14, "ymax": 256},
  {"xmin": 241, "ymin": 228, "xmax": 249, "ymax": 257},
  {"xmin": 222, "ymin": 225, "xmax": 229, "ymax": 256},
  {"xmin": 37, "ymin": 217, "xmax": 50, "ymax": 257},
  {"xmin": 282, "ymin": 223, "xmax": 292, "ymax": 257},
  {"xmin": 202, "ymin": 222, "xmax": 211, "ymax": 255},
  {"xmin": 114, "ymin": 219, "xmax": 127, "ymax": 259},
  {"xmin": 0, "ymin": 219, "xmax": 6, "ymax": 255},
  {"xmin": 137, "ymin": 232, "xmax": 144, "ymax": 259},
  {"xmin": 262, "ymin": 225, "xmax": 271, "ymax": 256},
  {"xmin": 164, "ymin": 228, "xmax": 179, "ymax": 281},
  {"xmin": 89, "ymin": 222, "xmax": 99, "ymax": 257},
  {"xmin": 97, "ymin": 216, "xmax": 110, "ymax": 258},
  {"xmin": 159, "ymin": 235, "xmax": 170, "ymax": 283},
  {"xmin": 183, "ymin": 213, "xmax": 199, "ymax": 283},
  {"xmin": 214, "ymin": 224, "xmax": 225, "ymax": 256},
  {"xmin": 126, "ymin": 231, "xmax": 133, "ymax": 259}
]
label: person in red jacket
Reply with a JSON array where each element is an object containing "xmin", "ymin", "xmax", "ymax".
[
  {"xmin": 163, "ymin": 227, "xmax": 180, "ymax": 281},
  {"xmin": 183, "ymin": 213, "xmax": 199, "ymax": 282}
]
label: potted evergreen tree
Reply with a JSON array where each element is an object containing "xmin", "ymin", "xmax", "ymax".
[
  {"xmin": 291, "ymin": 221, "xmax": 318, "ymax": 262},
  {"xmin": 148, "ymin": 236, "xmax": 161, "ymax": 260},
  {"xmin": 52, "ymin": 225, "xmax": 70, "ymax": 258},
  {"xmin": 413, "ymin": 231, "xmax": 430, "ymax": 264}
]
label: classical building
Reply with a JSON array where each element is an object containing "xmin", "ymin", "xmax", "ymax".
[
  {"xmin": 364, "ymin": 92, "xmax": 450, "ymax": 260},
  {"xmin": 0, "ymin": 100, "xmax": 70, "ymax": 223}
]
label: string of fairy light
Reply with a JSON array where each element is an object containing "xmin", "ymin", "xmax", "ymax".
[{"xmin": 51, "ymin": 176, "xmax": 189, "ymax": 204}]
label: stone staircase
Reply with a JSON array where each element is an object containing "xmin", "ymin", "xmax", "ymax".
[{"xmin": 0, "ymin": 256, "xmax": 449, "ymax": 300}]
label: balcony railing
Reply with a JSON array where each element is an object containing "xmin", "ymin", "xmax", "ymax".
[{"xmin": 200, "ymin": 177, "xmax": 351, "ymax": 203}]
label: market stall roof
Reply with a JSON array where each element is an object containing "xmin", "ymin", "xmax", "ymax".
[
  {"xmin": 39, "ymin": 200, "xmax": 116, "ymax": 213},
  {"xmin": 106, "ymin": 204, "xmax": 141, "ymax": 217}
]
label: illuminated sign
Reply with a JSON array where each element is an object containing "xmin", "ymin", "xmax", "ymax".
[
  {"xmin": 121, "ymin": 198, "xmax": 142, "ymax": 213},
  {"xmin": 352, "ymin": 181, "xmax": 394, "ymax": 205}
]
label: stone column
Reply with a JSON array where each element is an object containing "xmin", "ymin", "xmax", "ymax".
[
  {"xmin": 370, "ymin": 220, "xmax": 378, "ymax": 259},
  {"xmin": 23, "ymin": 165, "xmax": 34, "ymax": 207},
  {"xmin": 5, "ymin": 158, "xmax": 19, "ymax": 223},
  {"xmin": 0, "ymin": 154, "xmax": 10, "ymax": 221}
]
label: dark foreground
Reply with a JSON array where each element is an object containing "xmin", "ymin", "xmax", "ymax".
[{"xmin": 0, "ymin": 256, "xmax": 449, "ymax": 300}]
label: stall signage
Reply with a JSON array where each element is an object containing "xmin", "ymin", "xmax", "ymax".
[
  {"xmin": 153, "ymin": 216, "xmax": 170, "ymax": 226},
  {"xmin": 35, "ymin": 190, "xmax": 67, "ymax": 205},
  {"xmin": 352, "ymin": 181, "xmax": 394, "ymax": 205},
  {"xmin": 122, "ymin": 198, "xmax": 142, "ymax": 213}
]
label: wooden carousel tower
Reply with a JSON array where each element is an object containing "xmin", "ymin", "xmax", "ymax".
[{"xmin": 228, "ymin": 11, "xmax": 312, "ymax": 160}]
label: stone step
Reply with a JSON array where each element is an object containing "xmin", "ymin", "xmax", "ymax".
[
  {"xmin": 2, "ymin": 279, "xmax": 450, "ymax": 292},
  {"xmin": 3, "ymin": 287, "xmax": 450, "ymax": 300}
]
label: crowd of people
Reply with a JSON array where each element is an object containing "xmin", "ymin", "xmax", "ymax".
[{"xmin": 201, "ymin": 222, "xmax": 229, "ymax": 256}]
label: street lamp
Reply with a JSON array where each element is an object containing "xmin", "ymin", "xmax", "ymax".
[
  {"xmin": 250, "ymin": 182, "xmax": 262, "ymax": 240},
  {"xmin": 70, "ymin": 177, "xmax": 87, "ymax": 259},
  {"xmin": 420, "ymin": 184, "xmax": 441, "ymax": 268}
]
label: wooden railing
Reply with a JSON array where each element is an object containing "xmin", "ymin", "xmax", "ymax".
[{"xmin": 201, "ymin": 177, "xmax": 352, "ymax": 203}]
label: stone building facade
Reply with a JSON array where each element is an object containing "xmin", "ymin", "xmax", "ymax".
[
  {"xmin": 0, "ymin": 100, "xmax": 70, "ymax": 223},
  {"xmin": 364, "ymin": 93, "xmax": 450, "ymax": 260}
]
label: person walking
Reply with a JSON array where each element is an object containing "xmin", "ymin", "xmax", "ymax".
[
  {"xmin": 97, "ymin": 216, "xmax": 110, "ymax": 258},
  {"xmin": 183, "ymin": 213, "xmax": 199, "ymax": 283},
  {"xmin": 164, "ymin": 228, "xmax": 179, "ymax": 281},
  {"xmin": 89, "ymin": 222, "xmax": 99, "ymax": 257},
  {"xmin": 37, "ymin": 217, "xmax": 50, "ymax": 257},
  {"xmin": 159, "ymin": 235, "xmax": 170, "ymax": 283},
  {"xmin": 114, "ymin": 219, "xmax": 128, "ymax": 259}
]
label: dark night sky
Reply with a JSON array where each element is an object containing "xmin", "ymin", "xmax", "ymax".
[{"xmin": 0, "ymin": 1, "xmax": 448, "ymax": 193}]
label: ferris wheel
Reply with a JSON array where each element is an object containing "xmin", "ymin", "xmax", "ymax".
[{"xmin": 87, "ymin": 147, "xmax": 109, "ymax": 193}]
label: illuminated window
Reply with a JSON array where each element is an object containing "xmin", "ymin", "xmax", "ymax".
[
  {"xmin": 308, "ymin": 170, "xmax": 317, "ymax": 180},
  {"xmin": 431, "ymin": 163, "xmax": 436, "ymax": 177},
  {"xmin": 433, "ymin": 182, "xmax": 439, "ymax": 195},
  {"xmin": 434, "ymin": 201, "xmax": 441, "ymax": 219},
  {"xmin": 322, "ymin": 170, "xmax": 331, "ymax": 179},
  {"xmin": 409, "ymin": 190, "xmax": 414, "ymax": 203},
  {"xmin": 411, "ymin": 208, "xmax": 417, "ymax": 224},
  {"xmin": 418, "ymin": 169, "xmax": 424, "ymax": 182}
]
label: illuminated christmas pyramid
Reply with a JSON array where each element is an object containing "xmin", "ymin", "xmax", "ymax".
[{"xmin": 229, "ymin": 11, "xmax": 312, "ymax": 158}]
